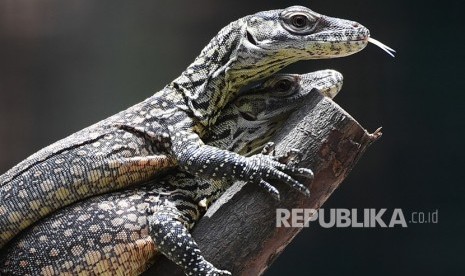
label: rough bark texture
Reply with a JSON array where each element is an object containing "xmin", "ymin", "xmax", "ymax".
[{"xmin": 148, "ymin": 92, "xmax": 381, "ymax": 275}]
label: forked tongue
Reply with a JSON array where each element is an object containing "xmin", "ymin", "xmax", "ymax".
[{"xmin": 368, "ymin": 37, "xmax": 396, "ymax": 57}]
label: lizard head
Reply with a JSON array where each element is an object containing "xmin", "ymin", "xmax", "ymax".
[
  {"xmin": 222, "ymin": 69, "xmax": 343, "ymax": 155},
  {"xmin": 234, "ymin": 69, "xmax": 344, "ymax": 122},
  {"xmin": 242, "ymin": 6, "xmax": 369, "ymax": 61},
  {"xmin": 173, "ymin": 6, "xmax": 366, "ymax": 125}
]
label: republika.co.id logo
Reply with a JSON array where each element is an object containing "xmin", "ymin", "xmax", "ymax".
[{"xmin": 276, "ymin": 208, "xmax": 439, "ymax": 228}]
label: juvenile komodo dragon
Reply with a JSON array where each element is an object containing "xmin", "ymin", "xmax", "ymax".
[
  {"xmin": 0, "ymin": 70, "xmax": 344, "ymax": 276},
  {"xmin": 0, "ymin": 5, "xmax": 375, "ymax": 249}
]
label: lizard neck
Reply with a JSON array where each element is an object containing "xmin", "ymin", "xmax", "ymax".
[{"xmin": 169, "ymin": 18, "xmax": 247, "ymax": 127}]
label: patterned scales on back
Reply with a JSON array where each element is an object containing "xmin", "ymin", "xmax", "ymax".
[
  {"xmin": 0, "ymin": 70, "xmax": 344, "ymax": 275},
  {"xmin": 0, "ymin": 5, "xmax": 369, "ymax": 252}
]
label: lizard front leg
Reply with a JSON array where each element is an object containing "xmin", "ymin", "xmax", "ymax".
[
  {"xmin": 170, "ymin": 127, "xmax": 313, "ymax": 200},
  {"xmin": 148, "ymin": 202, "xmax": 231, "ymax": 276}
]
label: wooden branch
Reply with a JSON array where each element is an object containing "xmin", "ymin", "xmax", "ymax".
[{"xmin": 147, "ymin": 91, "xmax": 381, "ymax": 275}]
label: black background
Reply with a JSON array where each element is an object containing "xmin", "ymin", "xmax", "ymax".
[{"xmin": 0, "ymin": 1, "xmax": 463, "ymax": 275}]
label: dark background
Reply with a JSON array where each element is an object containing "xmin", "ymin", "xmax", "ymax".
[{"xmin": 0, "ymin": 0, "xmax": 463, "ymax": 275}]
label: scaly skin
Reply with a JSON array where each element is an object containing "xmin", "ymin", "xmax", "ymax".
[
  {"xmin": 0, "ymin": 5, "xmax": 369, "ymax": 248},
  {"xmin": 0, "ymin": 70, "xmax": 344, "ymax": 276}
]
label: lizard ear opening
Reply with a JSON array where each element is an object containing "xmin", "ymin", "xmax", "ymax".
[{"xmin": 246, "ymin": 30, "xmax": 258, "ymax": 46}]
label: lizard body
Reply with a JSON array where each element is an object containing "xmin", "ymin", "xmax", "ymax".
[
  {"xmin": 0, "ymin": 6, "xmax": 369, "ymax": 248},
  {"xmin": 0, "ymin": 70, "xmax": 343, "ymax": 276}
]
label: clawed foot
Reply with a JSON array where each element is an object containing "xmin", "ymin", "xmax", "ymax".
[
  {"xmin": 243, "ymin": 142, "xmax": 313, "ymax": 200},
  {"xmin": 186, "ymin": 259, "xmax": 231, "ymax": 276}
]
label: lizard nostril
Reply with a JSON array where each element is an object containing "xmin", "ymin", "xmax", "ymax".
[{"xmin": 352, "ymin": 22, "xmax": 359, "ymax": 28}]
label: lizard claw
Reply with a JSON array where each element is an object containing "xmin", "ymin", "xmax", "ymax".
[
  {"xmin": 191, "ymin": 260, "xmax": 231, "ymax": 276},
  {"xmin": 261, "ymin": 142, "xmax": 276, "ymax": 156},
  {"xmin": 245, "ymin": 154, "xmax": 312, "ymax": 199},
  {"xmin": 281, "ymin": 166, "xmax": 314, "ymax": 180},
  {"xmin": 210, "ymin": 270, "xmax": 232, "ymax": 276},
  {"xmin": 277, "ymin": 148, "xmax": 302, "ymax": 165},
  {"xmin": 259, "ymin": 179, "xmax": 281, "ymax": 200},
  {"xmin": 261, "ymin": 143, "xmax": 302, "ymax": 166}
]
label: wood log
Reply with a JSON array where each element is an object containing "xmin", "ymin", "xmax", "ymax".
[{"xmin": 149, "ymin": 91, "xmax": 381, "ymax": 275}]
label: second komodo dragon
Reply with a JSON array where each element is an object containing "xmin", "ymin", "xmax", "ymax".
[{"xmin": 1, "ymin": 70, "xmax": 343, "ymax": 276}]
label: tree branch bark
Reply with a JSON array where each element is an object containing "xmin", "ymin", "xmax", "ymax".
[{"xmin": 148, "ymin": 91, "xmax": 381, "ymax": 275}]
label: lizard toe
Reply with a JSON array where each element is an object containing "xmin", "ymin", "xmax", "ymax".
[
  {"xmin": 266, "ymin": 167, "xmax": 310, "ymax": 197},
  {"xmin": 258, "ymin": 179, "xmax": 281, "ymax": 200},
  {"xmin": 277, "ymin": 148, "xmax": 302, "ymax": 165},
  {"xmin": 261, "ymin": 142, "xmax": 276, "ymax": 156}
]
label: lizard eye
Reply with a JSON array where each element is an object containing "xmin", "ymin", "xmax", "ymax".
[
  {"xmin": 274, "ymin": 79, "xmax": 293, "ymax": 92},
  {"xmin": 281, "ymin": 10, "xmax": 319, "ymax": 35},
  {"xmin": 291, "ymin": 15, "xmax": 309, "ymax": 29}
]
